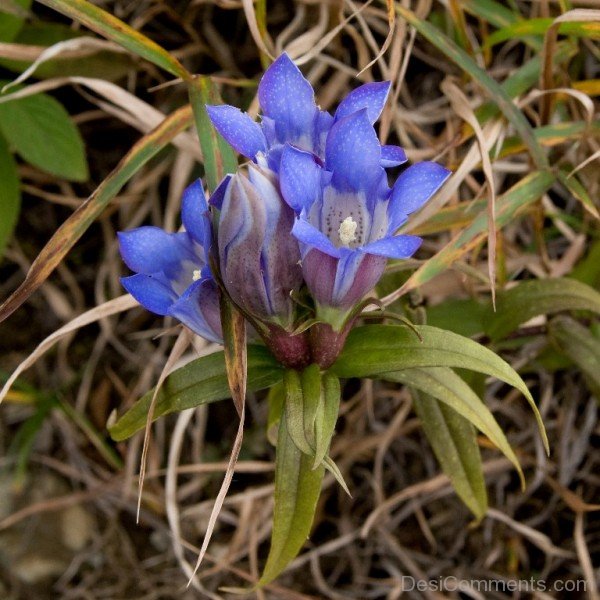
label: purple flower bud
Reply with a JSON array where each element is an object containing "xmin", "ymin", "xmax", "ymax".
[{"xmin": 215, "ymin": 165, "xmax": 303, "ymax": 330}]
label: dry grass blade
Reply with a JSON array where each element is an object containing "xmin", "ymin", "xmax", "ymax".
[
  {"xmin": 356, "ymin": 0, "xmax": 395, "ymax": 76},
  {"xmin": 0, "ymin": 104, "xmax": 194, "ymax": 323},
  {"xmin": 0, "ymin": 294, "xmax": 137, "ymax": 405},
  {"xmin": 541, "ymin": 9, "xmax": 600, "ymax": 123},
  {"xmin": 136, "ymin": 328, "xmax": 192, "ymax": 523},
  {"xmin": 1, "ymin": 37, "xmax": 127, "ymax": 92},
  {"xmin": 441, "ymin": 78, "xmax": 497, "ymax": 308},
  {"xmin": 241, "ymin": 0, "xmax": 274, "ymax": 61},
  {"xmin": 574, "ymin": 512, "xmax": 599, "ymax": 598}
]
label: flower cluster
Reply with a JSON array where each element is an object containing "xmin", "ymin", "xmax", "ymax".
[{"xmin": 119, "ymin": 53, "xmax": 450, "ymax": 368}]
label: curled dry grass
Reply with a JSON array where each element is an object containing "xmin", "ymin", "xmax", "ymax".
[{"xmin": 0, "ymin": 0, "xmax": 599, "ymax": 598}]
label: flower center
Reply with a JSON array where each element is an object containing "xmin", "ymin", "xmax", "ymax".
[
  {"xmin": 192, "ymin": 269, "xmax": 202, "ymax": 282},
  {"xmin": 338, "ymin": 216, "xmax": 358, "ymax": 246}
]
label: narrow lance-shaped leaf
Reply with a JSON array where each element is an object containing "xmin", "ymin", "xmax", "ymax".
[
  {"xmin": 333, "ymin": 324, "xmax": 548, "ymax": 453},
  {"xmin": 386, "ymin": 368, "xmax": 522, "ymax": 487},
  {"xmin": 550, "ymin": 316, "xmax": 600, "ymax": 399},
  {"xmin": 259, "ymin": 380, "xmax": 325, "ymax": 586},
  {"xmin": 36, "ymin": 0, "xmax": 189, "ymax": 79},
  {"xmin": 484, "ymin": 277, "xmax": 600, "ymax": 341},
  {"xmin": 0, "ymin": 104, "xmax": 194, "ymax": 323},
  {"xmin": 109, "ymin": 345, "xmax": 283, "ymax": 441},
  {"xmin": 314, "ymin": 373, "xmax": 340, "ymax": 470},
  {"xmin": 412, "ymin": 387, "xmax": 489, "ymax": 517}
]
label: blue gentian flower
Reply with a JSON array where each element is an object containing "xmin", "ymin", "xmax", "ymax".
[
  {"xmin": 118, "ymin": 181, "xmax": 222, "ymax": 343},
  {"xmin": 205, "ymin": 53, "xmax": 406, "ymax": 172},
  {"xmin": 278, "ymin": 109, "xmax": 451, "ymax": 326},
  {"xmin": 211, "ymin": 164, "xmax": 303, "ymax": 330}
]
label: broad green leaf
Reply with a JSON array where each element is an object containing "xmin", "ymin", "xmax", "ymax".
[
  {"xmin": 0, "ymin": 23, "xmax": 135, "ymax": 80},
  {"xmin": 188, "ymin": 76, "xmax": 238, "ymax": 193},
  {"xmin": 36, "ymin": 0, "xmax": 189, "ymax": 79},
  {"xmin": 313, "ymin": 373, "xmax": 340, "ymax": 470},
  {"xmin": 259, "ymin": 412, "xmax": 324, "ymax": 586},
  {"xmin": 550, "ymin": 316, "xmax": 600, "ymax": 399},
  {"xmin": 333, "ymin": 324, "xmax": 548, "ymax": 452},
  {"xmin": 412, "ymin": 389, "xmax": 488, "ymax": 517},
  {"xmin": 0, "ymin": 0, "xmax": 31, "ymax": 42},
  {"xmin": 386, "ymin": 368, "xmax": 522, "ymax": 487},
  {"xmin": 393, "ymin": 4, "xmax": 548, "ymax": 169},
  {"xmin": 0, "ymin": 133, "xmax": 20, "ymax": 258},
  {"xmin": 0, "ymin": 104, "xmax": 193, "ymax": 323},
  {"xmin": 0, "ymin": 88, "xmax": 88, "ymax": 181},
  {"xmin": 484, "ymin": 278, "xmax": 600, "ymax": 341},
  {"xmin": 109, "ymin": 345, "xmax": 282, "ymax": 441},
  {"xmin": 401, "ymin": 171, "xmax": 555, "ymax": 295}
]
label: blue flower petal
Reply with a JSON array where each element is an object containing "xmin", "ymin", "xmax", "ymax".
[
  {"xmin": 258, "ymin": 53, "xmax": 316, "ymax": 143},
  {"xmin": 361, "ymin": 234, "xmax": 422, "ymax": 259},
  {"xmin": 380, "ymin": 145, "xmax": 407, "ymax": 167},
  {"xmin": 206, "ymin": 104, "xmax": 266, "ymax": 159},
  {"xmin": 279, "ymin": 145, "xmax": 322, "ymax": 212},
  {"xmin": 181, "ymin": 179, "xmax": 209, "ymax": 247},
  {"xmin": 168, "ymin": 278, "xmax": 222, "ymax": 343},
  {"xmin": 292, "ymin": 217, "xmax": 341, "ymax": 258},
  {"xmin": 121, "ymin": 274, "xmax": 176, "ymax": 316},
  {"xmin": 208, "ymin": 174, "xmax": 232, "ymax": 211},
  {"xmin": 388, "ymin": 162, "xmax": 451, "ymax": 232},
  {"xmin": 334, "ymin": 81, "xmax": 391, "ymax": 124},
  {"xmin": 118, "ymin": 227, "xmax": 195, "ymax": 276},
  {"xmin": 325, "ymin": 109, "xmax": 382, "ymax": 193}
]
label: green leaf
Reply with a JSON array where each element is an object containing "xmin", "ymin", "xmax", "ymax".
[
  {"xmin": 109, "ymin": 345, "xmax": 282, "ymax": 441},
  {"xmin": 283, "ymin": 368, "xmax": 314, "ymax": 455},
  {"xmin": 35, "ymin": 0, "xmax": 189, "ymax": 79},
  {"xmin": 550, "ymin": 316, "xmax": 600, "ymax": 399},
  {"xmin": 259, "ymin": 410, "xmax": 324, "ymax": 586},
  {"xmin": 388, "ymin": 368, "xmax": 522, "ymax": 488},
  {"xmin": 0, "ymin": 133, "xmax": 21, "ymax": 258},
  {"xmin": 412, "ymin": 390, "xmax": 487, "ymax": 517},
  {"xmin": 0, "ymin": 88, "xmax": 88, "ymax": 181},
  {"xmin": 0, "ymin": 104, "xmax": 193, "ymax": 323},
  {"xmin": 0, "ymin": 0, "xmax": 31, "ymax": 43},
  {"xmin": 558, "ymin": 168, "xmax": 600, "ymax": 220},
  {"xmin": 188, "ymin": 76, "xmax": 238, "ymax": 193},
  {"xmin": 333, "ymin": 324, "xmax": 548, "ymax": 453},
  {"xmin": 313, "ymin": 373, "xmax": 340, "ymax": 470},
  {"xmin": 484, "ymin": 278, "xmax": 600, "ymax": 341}
]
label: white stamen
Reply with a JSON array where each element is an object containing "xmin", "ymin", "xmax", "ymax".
[
  {"xmin": 338, "ymin": 216, "xmax": 358, "ymax": 246},
  {"xmin": 192, "ymin": 269, "xmax": 202, "ymax": 281}
]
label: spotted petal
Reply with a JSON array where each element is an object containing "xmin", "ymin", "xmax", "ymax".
[
  {"xmin": 206, "ymin": 104, "xmax": 267, "ymax": 159},
  {"xmin": 121, "ymin": 274, "xmax": 176, "ymax": 316},
  {"xmin": 325, "ymin": 109, "xmax": 382, "ymax": 193},
  {"xmin": 258, "ymin": 53, "xmax": 316, "ymax": 144},
  {"xmin": 334, "ymin": 81, "xmax": 391, "ymax": 124},
  {"xmin": 279, "ymin": 145, "xmax": 322, "ymax": 212},
  {"xmin": 361, "ymin": 234, "xmax": 422, "ymax": 259}
]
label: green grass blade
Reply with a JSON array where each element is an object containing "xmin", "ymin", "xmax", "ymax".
[{"xmin": 36, "ymin": 0, "xmax": 189, "ymax": 79}]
